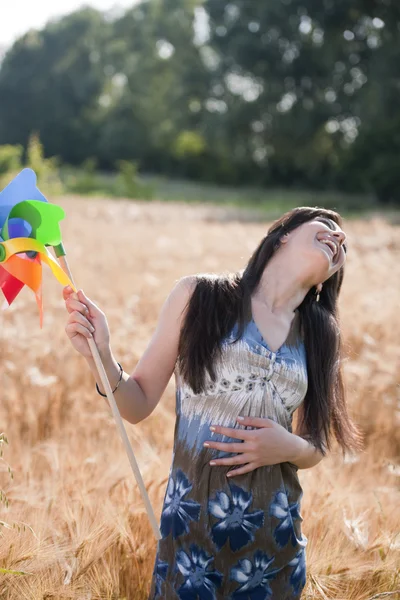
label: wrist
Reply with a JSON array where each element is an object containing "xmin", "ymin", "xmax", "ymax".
[
  {"xmin": 84, "ymin": 346, "xmax": 116, "ymax": 375},
  {"xmin": 287, "ymin": 433, "xmax": 309, "ymax": 464},
  {"xmin": 86, "ymin": 343, "xmax": 112, "ymax": 364},
  {"xmin": 96, "ymin": 361, "xmax": 123, "ymax": 397},
  {"xmin": 97, "ymin": 342, "xmax": 112, "ymax": 362}
]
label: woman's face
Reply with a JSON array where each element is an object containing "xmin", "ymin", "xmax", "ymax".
[{"xmin": 282, "ymin": 216, "xmax": 347, "ymax": 281}]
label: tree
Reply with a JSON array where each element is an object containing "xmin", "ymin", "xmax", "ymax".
[{"xmin": 0, "ymin": 8, "xmax": 110, "ymax": 164}]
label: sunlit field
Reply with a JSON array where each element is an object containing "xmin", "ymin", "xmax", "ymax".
[{"xmin": 0, "ymin": 196, "xmax": 399, "ymax": 599}]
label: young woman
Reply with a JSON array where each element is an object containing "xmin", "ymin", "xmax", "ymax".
[{"xmin": 63, "ymin": 206, "xmax": 364, "ymax": 599}]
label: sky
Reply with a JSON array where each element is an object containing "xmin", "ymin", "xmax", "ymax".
[{"xmin": 0, "ymin": 0, "xmax": 139, "ymax": 46}]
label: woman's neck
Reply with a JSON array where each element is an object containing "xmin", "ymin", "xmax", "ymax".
[{"xmin": 253, "ymin": 257, "xmax": 312, "ymax": 315}]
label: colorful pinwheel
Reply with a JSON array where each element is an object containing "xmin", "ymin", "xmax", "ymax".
[
  {"xmin": 0, "ymin": 169, "xmax": 162, "ymax": 540},
  {"xmin": 0, "ymin": 168, "xmax": 75, "ymax": 323}
]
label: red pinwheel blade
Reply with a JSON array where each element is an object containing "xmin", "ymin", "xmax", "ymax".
[{"xmin": 0, "ymin": 265, "xmax": 24, "ymax": 305}]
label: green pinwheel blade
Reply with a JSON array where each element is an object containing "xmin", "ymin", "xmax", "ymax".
[{"xmin": 2, "ymin": 200, "xmax": 65, "ymax": 246}]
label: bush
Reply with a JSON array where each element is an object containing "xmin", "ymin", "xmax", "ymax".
[
  {"xmin": 0, "ymin": 134, "xmax": 63, "ymax": 197},
  {"xmin": 0, "ymin": 144, "xmax": 23, "ymax": 176},
  {"xmin": 114, "ymin": 160, "xmax": 154, "ymax": 199},
  {"xmin": 26, "ymin": 132, "xmax": 63, "ymax": 197},
  {"xmin": 339, "ymin": 119, "xmax": 400, "ymax": 206},
  {"xmin": 65, "ymin": 157, "xmax": 101, "ymax": 194},
  {"xmin": 0, "ymin": 145, "xmax": 24, "ymax": 191}
]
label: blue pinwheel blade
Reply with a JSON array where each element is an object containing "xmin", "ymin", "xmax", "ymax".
[{"xmin": 0, "ymin": 168, "xmax": 48, "ymax": 235}]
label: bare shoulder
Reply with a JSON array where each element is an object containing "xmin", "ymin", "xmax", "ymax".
[
  {"xmin": 167, "ymin": 273, "xmax": 198, "ymax": 310},
  {"xmin": 176, "ymin": 273, "xmax": 198, "ymax": 291}
]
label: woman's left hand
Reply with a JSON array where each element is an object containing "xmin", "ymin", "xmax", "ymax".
[{"xmin": 204, "ymin": 416, "xmax": 297, "ymax": 477}]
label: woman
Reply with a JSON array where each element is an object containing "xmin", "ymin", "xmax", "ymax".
[{"xmin": 63, "ymin": 206, "xmax": 364, "ymax": 599}]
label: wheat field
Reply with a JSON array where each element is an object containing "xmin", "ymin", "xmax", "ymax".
[{"xmin": 0, "ymin": 196, "xmax": 399, "ymax": 600}]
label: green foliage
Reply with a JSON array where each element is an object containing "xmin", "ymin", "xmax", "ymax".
[
  {"xmin": 0, "ymin": 134, "xmax": 63, "ymax": 196},
  {"xmin": 26, "ymin": 132, "xmax": 63, "ymax": 196},
  {"xmin": 114, "ymin": 160, "xmax": 154, "ymax": 199},
  {"xmin": 0, "ymin": 567, "xmax": 31, "ymax": 575},
  {"xmin": 0, "ymin": 144, "xmax": 23, "ymax": 191},
  {"xmin": 339, "ymin": 118, "xmax": 400, "ymax": 206},
  {"xmin": 60, "ymin": 159, "xmax": 155, "ymax": 199},
  {"xmin": 65, "ymin": 157, "xmax": 100, "ymax": 194},
  {"xmin": 172, "ymin": 131, "xmax": 206, "ymax": 158},
  {"xmin": 0, "ymin": 2, "xmax": 398, "ymax": 204},
  {"xmin": 0, "ymin": 144, "xmax": 23, "ymax": 176}
]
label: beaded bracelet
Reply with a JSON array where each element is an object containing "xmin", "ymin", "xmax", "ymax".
[{"xmin": 96, "ymin": 362, "xmax": 123, "ymax": 397}]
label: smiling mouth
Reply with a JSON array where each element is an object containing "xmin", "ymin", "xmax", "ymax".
[{"xmin": 318, "ymin": 239, "xmax": 339, "ymax": 265}]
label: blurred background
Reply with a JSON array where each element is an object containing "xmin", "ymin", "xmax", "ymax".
[
  {"xmin": 1, "ymin": 0, "xmax": 400, "ymax": 215},
  {"xmin": 0, "ymin": 2, "xmax": 399, "ymax": 600}
]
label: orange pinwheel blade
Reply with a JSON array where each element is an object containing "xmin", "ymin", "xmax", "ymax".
[
  {"xmin": 1, "ymin": 253, "xmax": 42, "ymax": 293},
  {"xmin": 35, "ymin": 285, "xmax": 43, "ymax": 328}
]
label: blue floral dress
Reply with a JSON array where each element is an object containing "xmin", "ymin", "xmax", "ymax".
[{"xmin": 148, "ymin": 310, "xmax": 309, "ymax": 599}]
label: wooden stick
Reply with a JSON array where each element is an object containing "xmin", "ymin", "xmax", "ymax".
[{"xmin": 58, "ymin": 254, "xmax": 162, "ymax": 541}]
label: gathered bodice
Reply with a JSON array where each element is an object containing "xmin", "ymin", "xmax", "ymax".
[{"xmin": 174, "ymin": 313, "xmax": 308, "ymax": 457}]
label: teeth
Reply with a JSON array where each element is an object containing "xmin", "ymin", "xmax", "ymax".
[{"xmin": 321, "ymin": 239, "xmax": 337, "ymax": 259}]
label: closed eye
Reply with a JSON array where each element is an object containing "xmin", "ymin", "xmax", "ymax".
[{"xmin": 316, "ymin": 217, "xmax": 347, "ymax": 255}]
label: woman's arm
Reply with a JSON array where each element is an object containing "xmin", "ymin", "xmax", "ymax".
[
  {"xmin": 286, "ymin": 433, "xmax": 325, "ymax": 469},
  {"xmin": 64, "ymin": 275, "xmax": 196, "ymax": 424},
  {"xmin": 289, "ymin": 403, "xmax": 327, "ymax": 469}
]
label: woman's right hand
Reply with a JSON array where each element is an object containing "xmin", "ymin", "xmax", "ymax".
[{"xmin": 63, "ymin": 286, "xmax": 111, "ymax": 359}]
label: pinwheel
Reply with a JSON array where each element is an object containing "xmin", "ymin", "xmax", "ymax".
[
  {"xmin": 0, "ymin": 169, "xmax": 74, "ymax": 323},
  {"xmin": 0, "ymin": 169, "xmax": 161, "ymax": 540}
]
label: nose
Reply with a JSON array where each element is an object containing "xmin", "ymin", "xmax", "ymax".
[{"xmin": 332, "ymin": 230, "xmax": 346, "ymax": 246}]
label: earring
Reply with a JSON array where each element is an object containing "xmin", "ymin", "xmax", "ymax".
[{"xmin": 315, "ymin": 285, "xmax": 322, "ymax": 302}]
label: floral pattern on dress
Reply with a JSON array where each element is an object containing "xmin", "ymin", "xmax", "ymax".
[
  {"xmin": 152, "ymin": 557, "xmax": 169, "ymax": 597},
  {"xmin": 160, "ymin": 469, "xmax": 201, "ymax": 539},
  {"xmin": 208, "ymin": 484, "xmax": 264, "ymax": 552},
  {"xmin": 229, "ymin": 549, "xmax": 281, "ymax": 599},
  {"xmin": 287, "ymin": 548, "xmax": 307, "ymax": 596},
  {"xmin": 268, "ymin": 489, "xmax": 301, "ymax": 548},
  {"xmin": 175, "ymin": 543, "xmax": 223, "ymax": 600}
]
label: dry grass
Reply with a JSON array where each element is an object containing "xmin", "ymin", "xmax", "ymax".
[{"xmin": 0, "ymin": 197, "xmax": 399, "ymax": 600}]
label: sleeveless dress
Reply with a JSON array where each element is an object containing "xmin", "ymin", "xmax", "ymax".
[{"xmin": 148, "ymin": 309, "xmax": 309, "ymax": 600}]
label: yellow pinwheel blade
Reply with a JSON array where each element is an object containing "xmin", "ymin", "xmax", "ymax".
[{"xmin": 0, "ymin": 237, "xmax": 76, "ymax": 292}]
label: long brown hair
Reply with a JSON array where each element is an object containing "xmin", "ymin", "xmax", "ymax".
[{"xmin": 177, "ymin": 206, "xmax": 364, "ymax": 458}]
